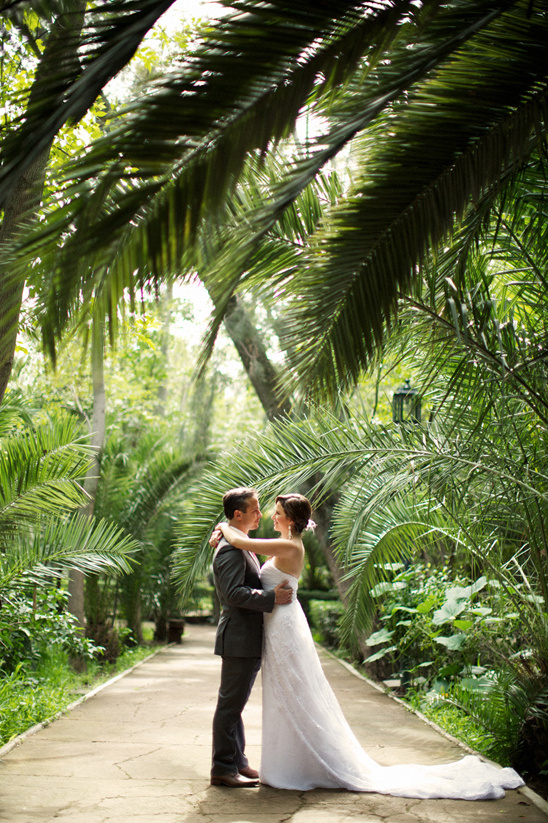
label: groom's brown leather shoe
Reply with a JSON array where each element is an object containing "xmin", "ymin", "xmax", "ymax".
[
  {"xmin": 210, "ymin": 772, "xmax": 259, "ymax": 788},
  {"xmin": 239, "ymin": 766, "xmax": 259, "ymax": 779}
]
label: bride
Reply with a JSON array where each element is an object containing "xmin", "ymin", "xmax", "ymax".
[{"xmin": 215, "ymin": 492, "xmax": 524, "ymax": 800}]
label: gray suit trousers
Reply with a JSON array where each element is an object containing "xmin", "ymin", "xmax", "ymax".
[{"xmin": 211, "ymin": 655, "xmax": 261, "ymax": 776}]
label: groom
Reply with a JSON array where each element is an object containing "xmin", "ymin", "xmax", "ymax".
[{"xmin": 210, "ymin": 487, "xmax": 292, "ymax": 788}]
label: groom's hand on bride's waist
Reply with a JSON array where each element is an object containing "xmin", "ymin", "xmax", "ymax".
[{"xmin": 274, "ymin": 581, "xmax": 292, "ymax": 605}]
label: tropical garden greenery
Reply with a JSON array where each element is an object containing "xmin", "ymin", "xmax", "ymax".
[{"xmin": 1, "ymin": 0, "xmax": 548, "ymax": 796}]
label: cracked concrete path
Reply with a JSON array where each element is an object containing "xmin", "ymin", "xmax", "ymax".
[{"xmin": 1, "ymin": 623, "xmax": 547, "ymax": 823}]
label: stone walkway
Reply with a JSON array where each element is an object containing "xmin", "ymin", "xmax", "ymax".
[{"xmin": 0, "ymin": 623, "xmax": 547, "ymax": 823}]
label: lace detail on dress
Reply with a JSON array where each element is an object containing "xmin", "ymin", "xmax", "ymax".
[{"xmin": 258, "ymin": 559, "xmax": 524, "ymax": 799}]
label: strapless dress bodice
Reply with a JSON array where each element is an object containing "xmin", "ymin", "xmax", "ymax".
[{"xmin": 260, "ymin": 558, "xmax": 299, "ymax": 595}]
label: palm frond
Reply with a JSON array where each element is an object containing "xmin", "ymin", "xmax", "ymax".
[
  {"xmin": 445, "ymin": 664, "xmax": 548, "ymax": 767},
  {"xmin": 94, "ymin": 432, "xmax": 202, "ymax": 546},
  {"xmin": 279, "ymin": 1, "xmax": 548, "ymax": 395},
  {"xmin": 21, "ymin": 0, "xmax": 421, "ymax": 344},
  {"xmin": 171, "ymin": 413, "xmax": 372, "ymax": 601},
  {"xmin": 0, "ymin": 512, "xmax": 137, "ymax": 588},
  {"xmin": 0, "ymin": 0, "xmax": 176, "ymax": 207},
  {"xmin": 335, "ymin": 495, "xmax": 469, "ymax": 641},
  {"xmin": 0, "ymin": 416, "xmax": 93, "ymax": 533}
]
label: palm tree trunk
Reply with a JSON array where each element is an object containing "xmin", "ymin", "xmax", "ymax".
[
  {"xmin": 223, "ymin": 295, "xmax": 291, "ymax": 419},
  {"xmin": 86, "ymin": 320, "xmax": 107, "ymax": 506},
  {"xmin": 155, "ymin": 282, "xmax": 173, "ymax": 415}
]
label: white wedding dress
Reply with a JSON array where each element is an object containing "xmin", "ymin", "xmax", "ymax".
[{"xmin": 259, "ymin": 559, "xmax": 524, "ymax": 799}]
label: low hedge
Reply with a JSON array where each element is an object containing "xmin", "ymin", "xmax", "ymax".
[{"xmin": 297, "ymin": 589, "xmax": 339, "ymax": 621}]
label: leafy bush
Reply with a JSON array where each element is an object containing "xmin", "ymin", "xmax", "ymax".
[
  {"xmin": 0, "ymin": 586, "xmax": 98, "ymax": 675},
  {"xmin": 363, "ymin": 563, "xmax": 519, "ymax": 690},
  {"xmin": 363, "ymin": 562, "xmax": 548, "ymax": 781},
  {"xmin": 298, "ymin": 589, "xmax": 339, "ymax": 622}
]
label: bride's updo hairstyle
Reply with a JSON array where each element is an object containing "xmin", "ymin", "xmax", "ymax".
[{"xmin": 276, "ymin": 493, "xmax": 312, "ymax": 535}]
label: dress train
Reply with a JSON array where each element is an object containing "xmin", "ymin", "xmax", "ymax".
[{"xmin": 259, "ymin": 559, "xmax": 524, "ymax": 799}]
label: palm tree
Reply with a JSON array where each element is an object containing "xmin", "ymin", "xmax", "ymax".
[
  {"xmin": 14, "ymin": 0, "xmax": 547, "ymax": 400},
  {"xmin": 89, "ymin": 430, "xmax": 202, "ymax": 645},
  {"xmin": 0, "ymin": 0, "xmax": 179, "ymax": 403},
  {"xmin": 0, "ymin": 405, "xmax": 137, "ymax": 593}
]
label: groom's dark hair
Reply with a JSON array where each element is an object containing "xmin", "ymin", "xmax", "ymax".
[{"xmin": 223, "ymin": 487, "xmax": 257, "ymax": 519}]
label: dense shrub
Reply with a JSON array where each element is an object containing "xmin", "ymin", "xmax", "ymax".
[
  {"xmin": 0, "ymin": 586, "xmax": 98, "ymax": 675},
  {"xmin": 363, "ymin": 563, "xmax": 520, "ymax": 690},
  {"xmin": 363, "ymin": 562, "xmax": 548, "ymax": 780},
  {"xmin": 298, "ymin": 589, "xmax": 339, "ymax": 622},
  {"xmin": 0, "ymin": 585, "xmax": 103, "ymax": 745}
]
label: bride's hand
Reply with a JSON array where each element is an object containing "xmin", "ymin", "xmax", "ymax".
[
  {"xmin": 209, "ymin": 522, "xmax": 229, "ymax": 549},
  {"xmin": 209, "ymin": 527, "xmax": 222, "ymax": 549}
]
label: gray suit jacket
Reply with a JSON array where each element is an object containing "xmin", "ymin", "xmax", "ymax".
[{"xmin": 213, "ymin": 536, "xmax": 275, "ymax": 657}]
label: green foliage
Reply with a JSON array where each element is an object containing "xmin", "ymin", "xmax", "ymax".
[
  {"xmin": 362, "ymin": 564, "xmax": 508, "ymax": 687},
  {"xmin": 308, "ymin": 599, "xmax": 345, "ymax": 648},
  {"xmin": 181, "ymin": 582, "xmax": 216, "ymax": 618},
  {"xmin": 15, "ymin": 289, "xmax": 266, "ymax": 457},
  {"xmin": 407, "ymin": 694, "xmax": 501, "ymax": 763},
  {"xmin": 0, "ymin": 0, "xmax": 176, "ymax": 208},
  {"xmin": 0, "ymin": 662, "xmax": 71, "ymax": 745},
  {"xmin": 0, "ymin": 400, "xmax": 138, "ymax": 680},
  {"xmin": 0, "ymin": 406, "xmax": 137, "ymax": 593},
  {"xmin": 0, "ymin": 586, "xmax": 98, "ymax": 676},
  {"xmin": 297, "ymin": 589, "xmax": 339, "ymax": 622},
  {"xmin": 0, "ymin": 582, "xmax": 106, "ymax": 744},
  {"xmin": 364, "ymin": 562, "xmax": 548, "ymax": 776},
  {"xmin": 88, "ymin": 429, "xmax": 200, "ymax": 645}
]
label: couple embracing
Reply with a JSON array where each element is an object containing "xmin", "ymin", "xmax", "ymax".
[{"xmin": 209, "ymin": 487, "xmax": 524, "ymax": 800}]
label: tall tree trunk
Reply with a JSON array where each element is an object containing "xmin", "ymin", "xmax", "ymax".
[
  {"xmin": 220, "ymin": 296, "xmax": 350, "ymax": 594},
  {"xmin": 69, "ymin": 319, "xmax": 106, "ymax": 631},
  {"xmin": 85, "ymin": 318, "xmax": 107, "ymax": 508},
  {"xmin": 0, "ymin": 3, "xmax": 87, "ymax": 404},
  {"xmin": 223, "ymin": 295, "xmax": 291, "ymax": 420},
  {"xmin": 155, "ymin": 282, "xmax": 173, "ymax": 415}
]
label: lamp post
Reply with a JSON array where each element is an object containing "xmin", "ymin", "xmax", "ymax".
[
  {"xmin": 391, "ymin": 379, "xmax": 421, "ymax": 692},
  {"xmin": 392, "ymin": 379, "xmax": 421, "ymax": 424}
]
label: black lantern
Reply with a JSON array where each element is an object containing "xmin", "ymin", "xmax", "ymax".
[{"xmin": 392, "ymin": 379, "xmax": 421, "ymax": 424}]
